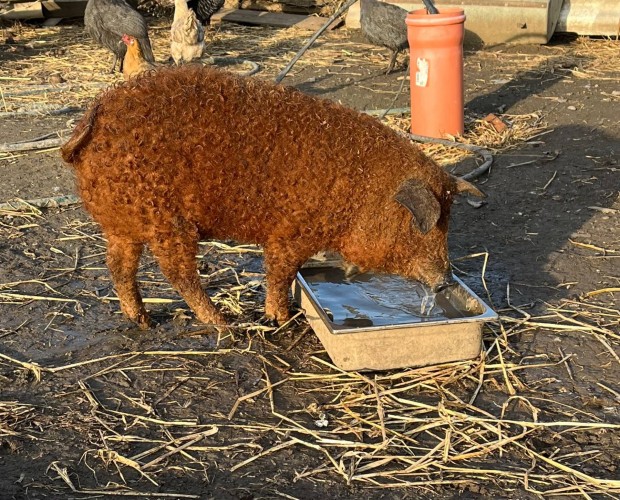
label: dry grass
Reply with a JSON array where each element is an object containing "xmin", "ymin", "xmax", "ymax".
[
  {"xmin": 383, "ymin": 112, "xmax": 549, "ymax": 168},
  {"xmin": 0, "ymin": 15, "xmax": 618, "ymax": 498},
  {"xmin": 0, "ymin": 228, "xmax": 618, "ymax": 496},
  {"xmin": 0, "ymin": 401, "xmax": 39, "ymax": 439}
]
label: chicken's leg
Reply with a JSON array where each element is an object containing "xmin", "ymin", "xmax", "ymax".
[{"xmin": 386, "ymin": 50, "xmax": 399, "ymax": 74}]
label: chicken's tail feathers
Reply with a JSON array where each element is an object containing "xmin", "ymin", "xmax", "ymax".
[
  {"xmin": 140, "ymin": 35, "xmax": 155, "ymax": 63},
  {"xmin": 61, "ymin": 103, "xmax": 101, "ymax": 164}
]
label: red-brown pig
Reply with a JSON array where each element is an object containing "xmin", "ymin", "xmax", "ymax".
[{"xmin": 61, "ymin": 65, "xmax": 484, "ymax": 328}]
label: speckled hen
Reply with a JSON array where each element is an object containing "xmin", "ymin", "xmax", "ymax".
[
  {"xmin": 85, "ymin": 0, "xmax": 154, "ymax": 72},
  {"xmin": 360, "ymin": 0, "xmax": 438, "ymax": 73}
]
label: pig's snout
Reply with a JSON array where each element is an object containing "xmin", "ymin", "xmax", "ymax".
[{"xmin": 432, "ymin": 278, "xmax": 457, "ymax": 294}]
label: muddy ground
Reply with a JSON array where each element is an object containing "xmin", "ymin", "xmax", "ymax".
[{"xmin": 0, "ymin": 15, "xmax": 618, "ymax": 500}]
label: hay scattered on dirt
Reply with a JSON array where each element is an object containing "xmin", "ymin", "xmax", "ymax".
[
  {"xmin": 0, "ymin": 401, "xmax": 39, "ymax": 439},
  {"xmin": 0, "ymin": 17, "xmax": 618, "ymax": 498},
  {"xmin": 0, "ymin": 20, "xmax": 374, "ymax": 112},
  {"xmin": 382, "ymin": 112, "xmax": 548, "ymax": 170},
  {"xmin": 0, "ymin": 235, "xmax": 618, "ymax": 496},
  {"xmin": 471, "ymin": 37, "xmax": 620, "ymax": 79}
]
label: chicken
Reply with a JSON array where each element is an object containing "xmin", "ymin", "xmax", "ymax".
[
  {"xmin": 122, "ymin": 34, "xmax": 156, "ymax": 80},
  {"xmin": 360, "ymin": 0, "xmax": 438, "ymax": 74},
  {"xmin": 84, "ymin": 0, "xmax": 155, "ymax": 73},
  {"xmin": 360, "ymin": 0, "xmax": 408, "ymax": 74},
  {"xmin": 187, "ymin": 0, "xmax": 225, "ymax": 26},
  {"xmin": 171, "ymin": 0, "xmax": 205, "ymax": 65}
]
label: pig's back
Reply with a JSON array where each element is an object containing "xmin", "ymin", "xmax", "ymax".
[{"xmin": 72, "ymin": 65, "xmax": 423, "ymax": 244}]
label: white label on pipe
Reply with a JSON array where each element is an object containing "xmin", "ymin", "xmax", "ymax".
[{"xmin": 415, "ymin": 58, "xmax": 429, "ymax": 87}]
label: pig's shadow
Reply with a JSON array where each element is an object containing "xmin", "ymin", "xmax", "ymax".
[{"xmin": 447, "ymin": 123, "xmax": 618, "ymax": 309}]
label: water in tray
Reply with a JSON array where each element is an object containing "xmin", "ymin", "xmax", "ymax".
[{"xmin": 300, "ymin": 267, "xmax": 473, "ymax": 328}]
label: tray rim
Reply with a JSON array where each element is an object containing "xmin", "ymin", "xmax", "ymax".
[{"xmin": 295, "ymin": 271, "xmax": 498, "ymax": 335}]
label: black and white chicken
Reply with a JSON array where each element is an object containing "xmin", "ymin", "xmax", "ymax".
[
  {"xmin": 84, "ymin": 0, "xmax": 155, "ymax": 73},
  {"xmin": 187, "ymin": 0, "xmax": 225, "ymax": 25}
]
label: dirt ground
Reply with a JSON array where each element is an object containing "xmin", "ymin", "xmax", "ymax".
[{"xmin": 0, "ymin": 13, "xmax": 618, "ymax": 500}]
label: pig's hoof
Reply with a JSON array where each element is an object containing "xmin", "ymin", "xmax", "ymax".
[
  {"xmin": 261, "ymin": 310, "xmax": 291, "ymax": 328},
  {"xmin": 260, "ymin": 315, "xmax": 279, "ymax": 328},
  {"xmin": 135, "ymin": 312, "xmax": 153, "ymax": 330},
  {"xmin": 203, "ymin": 313, "xmax": 227, "ymax": 328}
]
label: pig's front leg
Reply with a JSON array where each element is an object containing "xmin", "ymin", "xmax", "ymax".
[{"xmin": 263, "ymin": 246, "xmax": 305, "ymax": 324}]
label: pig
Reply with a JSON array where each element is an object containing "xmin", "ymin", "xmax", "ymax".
[{"xmin": 61, "ymin": 65, "xmax": 484, "ymax": 328}]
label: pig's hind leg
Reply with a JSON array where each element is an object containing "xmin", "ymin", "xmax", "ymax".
[
  {"xmin": 106, "ymin": 234, "xmax": 151, "ymax": 329},
  {"xmin": 149, "ymin": 234, "xmax": 226, "ymax": 327}
]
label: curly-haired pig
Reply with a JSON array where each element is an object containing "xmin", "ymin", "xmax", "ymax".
[{"xmin": 61, "ymin": 65, "xmax": 484, "ymax": 329}]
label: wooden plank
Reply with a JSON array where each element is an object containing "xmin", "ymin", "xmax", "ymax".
[
  {"xmin": 42, "ymin": 0, "xmax": 88, "ymax": 18},
  {"xmin": 211, "ymin": 8, "xmax": 339, "ymax": 30},
  {"xmin": 0, "ymin": 2, "xmax": 44, "ymax": 20},
  {"xmin": 294, "ymin": 15, "xmax": 342, "ymax": 30}
]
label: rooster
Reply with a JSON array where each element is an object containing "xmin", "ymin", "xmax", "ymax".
[
  {"xmin": 187, "ymin": 0, "xmax": 225, "ymax": 26},
  {"xmin": 121, "ymin": 34, "xmax": 156, "ymax": 80},
  {"xmin": 85, "ymin": 0, "xmax": 155, "ymax": 73},
  {"xmin": 171, "ymin": 0, "xmax": 205, "ymax": 65}
]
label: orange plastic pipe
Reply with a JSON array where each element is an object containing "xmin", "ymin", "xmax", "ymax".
[{"xmin": 406, "ymin": 8, "xmax": 466, "ymax": 138}]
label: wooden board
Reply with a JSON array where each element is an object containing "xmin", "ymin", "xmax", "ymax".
[
  {"xmin": 212, "ymin": 8, "xmax": 340, "ymax": 30},
  {"xmin": 42, "ymin": 0, "xmax": 88, "ymax": 18},
  {"xmin": 2, "ymin": 0, "xmax": 132, "ymax": 19},
  {"xmin": 0, "ymin": 1, "xmax": 44, "ymax": 20}
]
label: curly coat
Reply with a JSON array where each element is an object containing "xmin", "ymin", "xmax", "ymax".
[{"xmin": 62, "ymin": 65, "xmax": 482, "ymax": 328}]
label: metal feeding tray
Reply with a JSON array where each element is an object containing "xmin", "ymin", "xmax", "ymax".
[{"xmin": 292, "ymin": 265, "xmax": 497, "ymax": 371}]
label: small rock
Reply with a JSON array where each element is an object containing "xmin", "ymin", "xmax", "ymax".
[
  {"xmin": 466, "ymin": 198, "xmax": 486, "ymax": 209},
  {"xmin": 483, "ymin": 113, "xmax": 507, "ymax": 133},
  {"xmin": 567, "ymin": 105, "xmax": 577, "ymax": 111},
  {"xmin": 314, "ymin": 413, "xmax": 329, "ymax": 428},
  {"xmin": 49, "ymin": 74, "xmax": 65, "ymax": 85}
]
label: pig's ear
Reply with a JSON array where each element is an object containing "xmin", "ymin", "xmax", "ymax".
[
  {"xmin": 453, "ymin": 176, "xmax": 486, "ymax": 198},
  {"xmin": 394, "ymin": 179, "xmax": 441, "ymax": 235}
]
